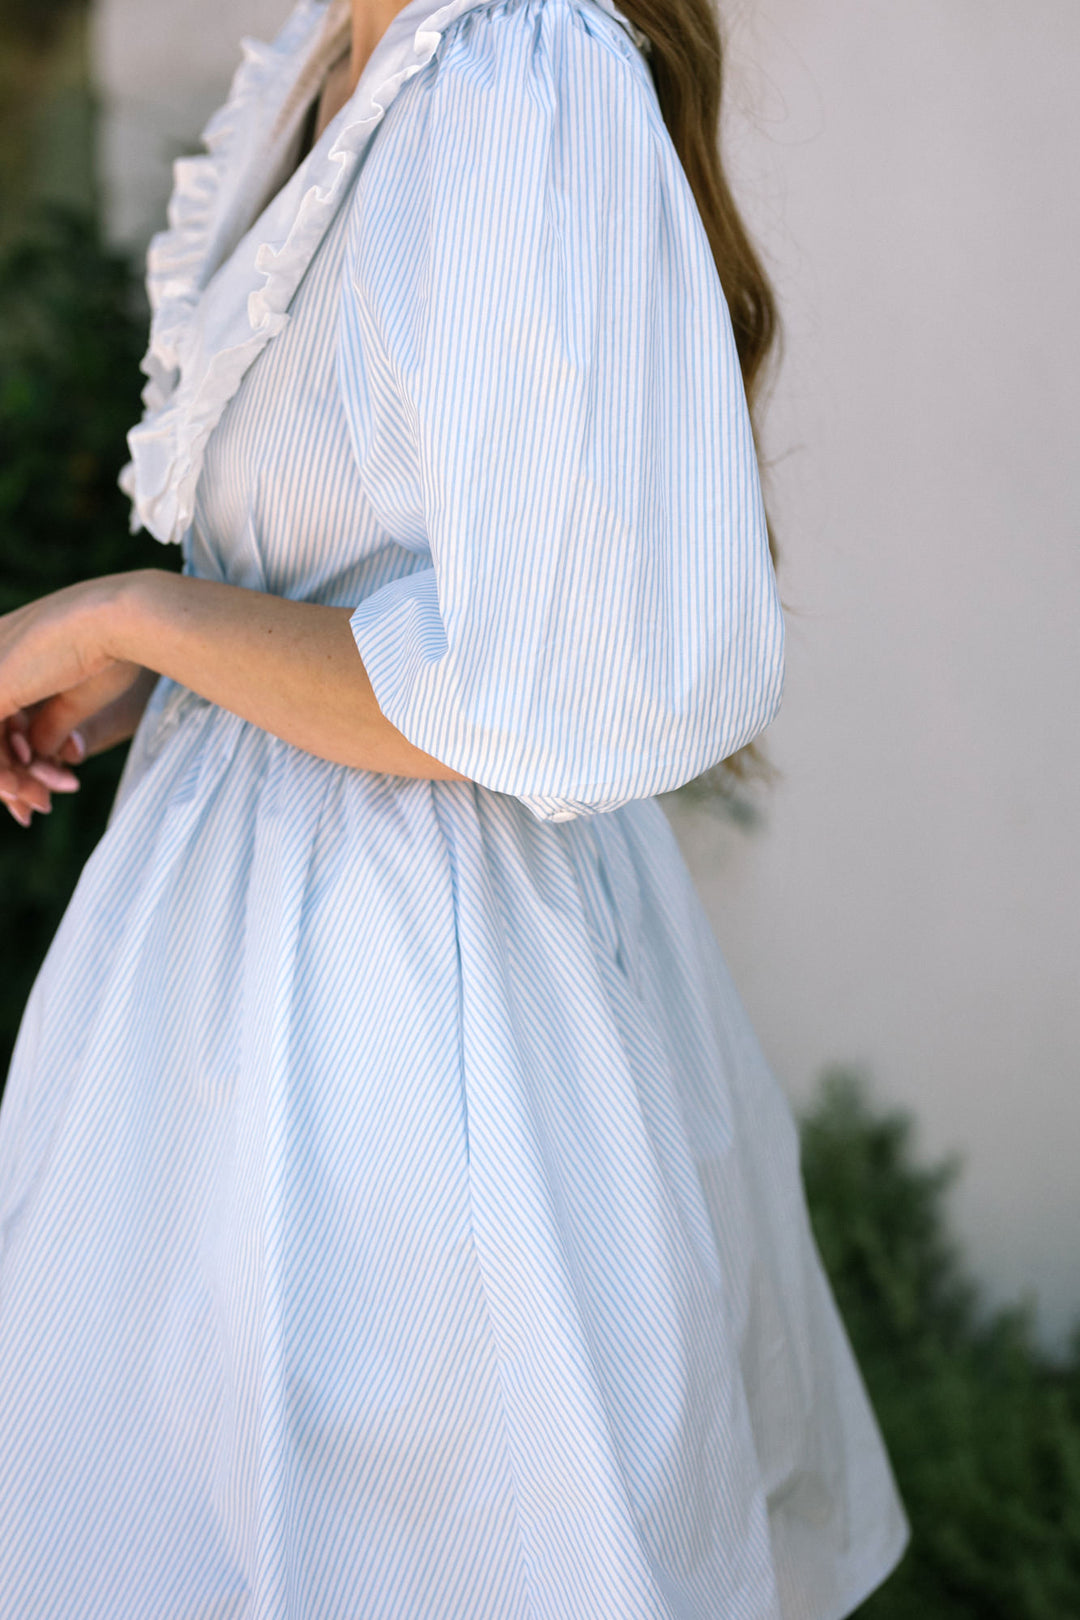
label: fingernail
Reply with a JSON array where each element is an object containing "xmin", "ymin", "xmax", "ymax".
[
  {"xmin": 68, "ymin": 730, "xmax": 87, "ymax": 762},
  {"xmin": 28, "ymin": 761, "xmax": 80, "ymax": 793},
  {"xmin": 10, "ymin": 732, "xmax": 31, "ymax": 766},
  {"xmin": 10, "ymin": 804, "xmax": 31, "ymax": 828}
]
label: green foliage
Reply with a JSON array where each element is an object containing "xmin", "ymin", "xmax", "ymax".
[
  {"xmin": 0, "ymin": 209, "xmax": 171, "ymax": 1079},
  {"xmin": 800, "ymin": 1070, "xmax": 1080, "ymax": 1618},
  {"xmin": 0, "ymin": 0, "xmax": 84, "ymax": 50}
]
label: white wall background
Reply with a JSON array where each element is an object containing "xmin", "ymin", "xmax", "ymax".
[
  {"xmin": 93, "ymin": 0, "xmax": 1080, "ymax": 1348},
  {"xmin": 93, "ymin": 0, "xmax": 295, "ymax": 247},
  {"xmin": 677, "ymin": 0, "xmax": 1080, "ymax": 1350}
]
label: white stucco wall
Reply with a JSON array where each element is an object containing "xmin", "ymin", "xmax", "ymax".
[
  {"xmin": 675, "ymin": 0, "xmax": 1080, "ymax": 1349},
  {"xmin": 92, "ymin": 0, "xmax": 295, "ymax": 247},
  {"xmin": 93, "ymin": 0, "xmax": 1080, "ymax": 1347}
]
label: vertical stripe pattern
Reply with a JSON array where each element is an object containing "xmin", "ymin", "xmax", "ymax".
[
  {"xmin": 344, "ymin": 0, "xmax": 785, "ymax": 820},
  {"xmin": 0, "ymin": 1, "xmax": 908, "ymax": 1616}
]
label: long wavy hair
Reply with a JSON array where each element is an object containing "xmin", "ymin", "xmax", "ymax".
[
  {"xmin": 619, "ymin": 0, "xmax": 780, "ymax": 783},
  {"xmin": 623, "ymin": 0, "xmax": 777, "ymax": 414}
]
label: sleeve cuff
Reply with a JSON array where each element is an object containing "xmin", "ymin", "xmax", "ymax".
[{"xmin": 350, "ymin": 569, "xmax": 610, "ymax": 823}]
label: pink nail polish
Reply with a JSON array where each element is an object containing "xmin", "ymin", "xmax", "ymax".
[
  {"xmin": 69, "ymin": 731, "xmax": 87, "ymax": 762},
  {"xmin": 10, "ymin": 732, "xmax": 32, "ymax": 766},
  {"xmin": 28, "ymin": 761, "xmax": 80, "ymax": 793}
]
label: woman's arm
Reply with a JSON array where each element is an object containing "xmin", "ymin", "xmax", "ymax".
[
  {"xmin": 0, "ymin": 570, "xmax": 467, "ymax": 821},
  {"xmin": 111, "ymin": 571, "xmax": 466, "ymax": 777}
]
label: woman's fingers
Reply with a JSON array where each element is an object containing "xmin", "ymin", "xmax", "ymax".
[
  {"xmin": 29, "ymin": 663, "xmax": 152, "ymax": 761},
  {"xmin": 0, "ymin": 777, "xmax": 52, "ymax": 822},
  {"xmin": 56, "ymin": 730, "xmax": 87, "ymax": 766},
  {"xmin": 5, "ymin": 708, "xmax": 33, "ymax": 771},
  {"xmin": 26, "ymin": 681, "xmax": 113, "ymax": 760},
  {"xmin": 1, "ymin": 716, "xmax": 58, "ymax": 824},
  {"xmin": 60, "ymin": 704, "xmax": 133, "ymax": 762},
  {"xmin": 27, "ymin": 759, "xmax": 81, "ymax": 793},
  {"xmin": 0, "ymin": 770, "xmax": 53, "ymax": 815},
  {"xmin": 0, "ymin": 796, "xmax": 34, "ymax": 828},
  {"xmin": 1, "ymin": 660, "xmax": 157, "ymax": 829}
]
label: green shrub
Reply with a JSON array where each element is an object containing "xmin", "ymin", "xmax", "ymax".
[
  {"xmin": 0, "ymin": 208, "xmax": 172, "ymax": 1078},
  {"xmin": 801, "ymin": 1070, "xmax": 1080, "ymax": 1618}
]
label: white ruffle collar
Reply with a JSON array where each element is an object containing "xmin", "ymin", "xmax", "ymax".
[{"xmin": 121, "ymin": 0, "xmax": 647, "ymax": 545}]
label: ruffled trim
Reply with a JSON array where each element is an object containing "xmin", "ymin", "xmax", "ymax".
[
  {"xmin": 121, "ymin": 0, "xmax": 487, "ymax": 545},
  {"xmin": 120, "ymin": 1, "xmax": 327, "ymax": 535},
  {"xmin": 120, "ymin": 0, "xmax": 650, "ymax": 545}
]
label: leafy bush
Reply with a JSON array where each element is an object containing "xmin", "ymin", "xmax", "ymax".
[
  {"xmin": 0, "ymin": 208, "xmax": 171, "ymax": 1078},
  {"xmin": 801, "ymin": 1070, "xmax": 1080, "ymax": 1618},
  {"xmin": 1, "ymin": 0, "xmax": 82, "ymax": 50}
]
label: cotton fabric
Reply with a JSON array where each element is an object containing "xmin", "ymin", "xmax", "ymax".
[{"xmin": 0, "ymin": 0, "xmax": 908, "ymax": 1615}]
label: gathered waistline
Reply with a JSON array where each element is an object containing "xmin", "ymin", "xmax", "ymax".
[{"xmin": 148, "ymin": 679, "xmax": 215, "ymax": 748}]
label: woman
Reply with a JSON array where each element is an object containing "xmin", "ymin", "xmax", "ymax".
[{"xmin": 0, "ymin": 0, "xmax": 907, "ymax": 1613}]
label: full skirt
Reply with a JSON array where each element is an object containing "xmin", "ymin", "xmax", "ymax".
[{"xmin": 0, "ymin": 688, "xmax": 907, "ymax": 1619}]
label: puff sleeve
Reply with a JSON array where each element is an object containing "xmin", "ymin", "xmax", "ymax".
[{"xmin": 340, "ymin": 0, "xmax": 784, "ymax": 822}]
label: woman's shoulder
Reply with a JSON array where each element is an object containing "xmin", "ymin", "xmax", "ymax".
[
  {"xmin": 348, "ymin": 0, "xmax": 718, "ymax": 346},
  {"xmin": 409, "ymin": 0, "xmax": 662, "ymax": 136},
  {"xmin": 355, "ymin": 0, "xmax": 682, "ymax": 228},
  {"xmin": 436, "ymin": 0, "xmax": 650, "ymax": 63}
]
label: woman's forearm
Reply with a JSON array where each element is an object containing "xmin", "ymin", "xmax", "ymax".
[{"xmin": 108, "ymin": 570, "xmax": 466, "ymax": 780}]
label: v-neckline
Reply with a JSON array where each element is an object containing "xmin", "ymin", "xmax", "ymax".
[
  {"xmin": 204, "ymin": 2, "xmax": 353, "ymax": 285},
  {"xmin": 281, "ymin": 38, "xmax": 353, "ymax": 193},
  {"xmin": 124, "ymin": 0, "xmax": 509, "ymax": 546}
]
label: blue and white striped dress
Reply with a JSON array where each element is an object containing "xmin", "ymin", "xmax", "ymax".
[{"xmin": 0, "ymin": 0, "xmax": 908, "ymax": 1614}]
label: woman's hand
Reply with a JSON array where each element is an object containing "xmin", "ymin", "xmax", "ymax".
[
  {"xmin": 0, "ymin": 713, "xmax": 75, "ymax": 826},
  {"xmin": 0, "ymin": 578, "xmax": 156, "ymax": 827},
  {"xmin": 0, "ymin": 577, "xmax": 117, "ymax": 721},
  {"xmin": 27, "ymin": 662, "xmax": 160, "ymax": 763}
]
